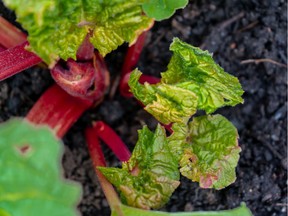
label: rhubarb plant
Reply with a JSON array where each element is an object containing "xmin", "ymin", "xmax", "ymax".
[
  {"xmin": 99, "ymin": 38, "xmax": 245, "ymax": 209},
  {"xmin": 0, "ymin": 0, "xmax": 253, "ymax": 216}
]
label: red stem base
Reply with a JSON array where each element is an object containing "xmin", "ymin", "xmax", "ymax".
[
  {"xmin": 88, "ymin": 121, "xmax": 131, "ymax": 162},
  {"xmin": 26, "ymin": 84, "xmax": 92, "ymax": 138}
]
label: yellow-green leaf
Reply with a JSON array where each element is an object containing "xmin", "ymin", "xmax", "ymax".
[
  {"xmin": 129, "ymin": 69, "xmax": 198, "ymax": 125},
  {"xmin": 129, "ymin": 38, "xmax": 244, "ymax": 125},
  {"xmin": 99, "ymin": 125, "xmax": 180, "ymax": 210},
  {"xmin": 179, "ymin": 114, "xmax": 241, "ymax": 189},
  {"xmin": 3, "ymin": 0, "xmax": 153, "ymax": 66}
]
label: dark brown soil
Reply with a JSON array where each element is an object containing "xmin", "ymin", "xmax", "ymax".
[{"xmin": 0, "ymin": 1, "xmax": 287, "ymax": 216}]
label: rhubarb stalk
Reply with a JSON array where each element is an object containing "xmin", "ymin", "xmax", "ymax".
[
  {"xmin": 0, "ymin": 16, "xmax": 26, "ymax": 48},
  {"xmin": 0, "ymin": 42, "xmax": 42, "ymax": 81},
  {"xmin": 85, "ymin": 129, "xmax": 124, "ymax": 216},
  {"xmin": 119, "ymin": 28, "xmax": 160, "ymax": 97},
  {"xmin": 89, "ymin": 121, "xmax": 131, "ymax": 162},
  {"xmin": 26, "ymin": 84, "xmax": 93, "ymax": 138}
]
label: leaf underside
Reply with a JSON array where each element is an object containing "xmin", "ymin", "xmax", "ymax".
[
  {"xmin": 0, "ymin": 119, "xmax": 81, "ymax": 216},
  {"xmin": 3, "ymin": 0, "xmax": 153, "ymax": 66}
]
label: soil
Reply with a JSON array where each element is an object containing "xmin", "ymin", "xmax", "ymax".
[{"xmin": 0, "ymin": 0, "xmax": 287, "ymax": 216}]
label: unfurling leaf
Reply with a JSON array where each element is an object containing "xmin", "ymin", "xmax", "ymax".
[
  {"xmin": 179, "ymin": 114, "xmax": 240, "ymax": 189},
  {"xmin": 0, "ymin": 119, "xmax": 81, "ymax": 216},
  {"xmin": 99, "ymin": 125, "xmax": 180, "ymax": 210},
  {"xmin": 129, "ymin": 69, "xmax": 198, "ymax": 124},
  {"xmin": 162, "ymin": 38, "xmax": 244, "ymax": 113},
  {"xmin": 3, "ymin": 0, "xmax": 153, "ymax": 66},
  {"xmin": 129, "ymin": 38, "xmax": 244, "ymax": 125},
  {"xmin": 141, "ymin": 0, "xmax": 189, "ymax": 21}
]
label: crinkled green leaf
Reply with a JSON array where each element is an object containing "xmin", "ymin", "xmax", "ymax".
[
  {"xmin": 141, "ymin": 0, "xmax": 188, "ymax": 21},
  {"xmin": 129, "ymin": 69, "xmax": 198, "ymax": 124},
  {"xmin": 167, "ymin": 122, "xmax": 189, "ymax": 161},
  {"xmin": 0, "ymin": 119, "xmax": 81, "ymax": 216},
  {"xmin": 99, "ymin": 124, "xmax": 180, "ymax": 210},
  {"xmin": 129, "ymin": 38, "xmax": 243, "ymax": 125},
  {"xmin": 3, "ymin": 0, "xmax": 153, "ymax": 66},
  {"xmin": 179, "ymin": 114, "xmax": 241, "ymax": 189},
  {"xmin": 162, "ymin": 38, "xmax": 244, "ymax": 113},
  {"xmin": 112, "ymin": 202, "xmax": 253, "ymax": 216}
]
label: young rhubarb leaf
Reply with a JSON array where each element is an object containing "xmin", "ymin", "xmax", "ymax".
[
  {"xmin": 167, "ymin": 122, "xmax": 189, "ymax": 161},
  {"xmin": 112, "ymin": 202, "xmax": 253, "ymax": 216},
  {"xmin": 179, "ymin": 114, "xmax": 241, "ymax": 189},
  {"xmin": 98, "ymin": 124, "xmax": 180, "ymax": 210},
  {"xmin": 3, "ymin": 0, "xmax": 153, "ymax": 66},
  {"xmin": 0, "ymin": 119, "xmax": 81, "ymax": 216},
  {"xmin": 141, "ymin": 0, "xmax": 189, "ymax": 21},
  {"xmin": 129, "ymin": 38, "xmax": 244, "ymax": 124},
  {"xmin": 129, "ymin": 69, "xmax": 198, "ymax": 124},
  {"xmin": 162, "ymin": 38, "xmax": 244, "ymax": 113}
]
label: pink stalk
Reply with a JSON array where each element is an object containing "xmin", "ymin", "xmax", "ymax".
[
  {"xmin": 121, "ymin": 31, "xmax": 148, "ymax": 78},
  {"xmin": 89, "ymin": 121, "xmax": 131, "ymax": 162},
  {"xmin": 0, "ymin": 42, "xmax": 42, "ymax": 81},
  {"xmin": 0, "ymin": 16, "xmax": 26, "ymax": 48},
  {"xmin": 118, "ymin": 26, "xmax": 161, "ymax": 97},
  {"xmin": 26, "ymin": 84, "xmax": 93, "ymax": 138},
  {"xmin": 120, "ymin": 72, "xmax": 160, "ymax": 97},
  {"xmin": 85, "ymin": 129, "xmax": 124, "ymax": 215},
  {"xmin": 139, "ymin": 74, "xmax": 160, "ymax": 84},
  {"xmin": 119, "ymin": 30, "xmax": 155, "ymax": 97}
]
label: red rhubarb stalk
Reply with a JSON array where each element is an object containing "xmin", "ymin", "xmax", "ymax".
[
  {"xmin": 89, "ymin": 121, "xmax": 131, "ymax": 162},
  {"xmin": 0, "ymin": 16, "xmax": 26, "ymax": 48},
  {"xmin": 121, "ymin": 31, "xmax": 148, "ymax": 78},
  {"xmin": 85, "ymin": 130, "xmax": 124, "ymax": 215},
  {"xmin": 139, "ymin": 74, "xmax": 160, "ymax": 84},
  {"xmin": 26, "ymin": 84, "xmax": 93, "ymax": 138},
  {"xmin": 119, "ymin": 26, "xmax": 160, "ymax": 97},
  {"xmin": 120, "ymin": 72, "xmax": 160, "ymax": 98},
  {"xmin": 119, "ymin": 30, "xmax": 154, "ymax": 97},
  {"xmin": 0, "ymin": 42, "xmax": 41, "ymax": 81}
]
